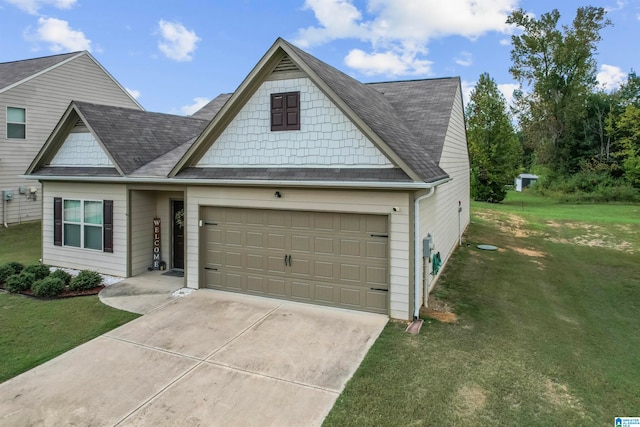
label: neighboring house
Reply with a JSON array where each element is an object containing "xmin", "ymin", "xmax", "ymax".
[
  {"xmin": 0, "ymin": 51, "xmax": 142, "ymax": 225},
  {"xmin": 25, "ymin": 38, "xmax": 470, "ymax": 321}
]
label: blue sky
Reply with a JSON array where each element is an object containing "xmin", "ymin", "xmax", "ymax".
[{"xmin": 1, "ymin": 0, "xmax": 638, "ymax": 115}]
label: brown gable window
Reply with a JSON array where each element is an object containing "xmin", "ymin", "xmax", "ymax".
[{"xmin": 271, "ymin": 92, "xmax": 300, "ymax": 131}]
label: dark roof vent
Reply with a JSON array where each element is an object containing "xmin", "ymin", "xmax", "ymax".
[{"xmin": 273, "ymin": 55, "xmax": 299, "ymax": 73}]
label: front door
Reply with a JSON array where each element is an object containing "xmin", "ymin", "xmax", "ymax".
[{"xmin": 172, "ymin": 200, "xmax": 184, "ymax": 270}]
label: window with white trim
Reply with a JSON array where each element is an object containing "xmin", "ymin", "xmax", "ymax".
[
  {"xmin": 63, "ymin": 199, "xmax": 103, "ymax": 250},
  {"xmin": 6, "ymin": 107, "xmax": 26, "ymax": 139}
]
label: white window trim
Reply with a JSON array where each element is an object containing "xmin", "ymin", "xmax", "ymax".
[
  {"xmin": 62, "ymin": 199, "xmax": 103, "ymax": 251},
  {"xmin": 6, "ymin": 106, "xmax": 27, "ymax": 139}
]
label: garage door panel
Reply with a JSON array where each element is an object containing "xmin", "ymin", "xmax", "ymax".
[
  {"xmin": 366, "ymin": 241, "xmax": 387, "ymax": 258},
  {"xmin": 267, "ymin": 233, "xmax": 286, "ymax": 250},
  {"xmin": 340, "ymin": 239, "xmax": 361, "ymax": 257},
  {"xmin": 291, "ymin": 281, "xmax": 311, "ymax": 300},
  {"xmin": 267, "ymin": 278, "xmax": 286, "ymax": 296},
  {"xmin": 202, "ymin": 207, "xmax": 388, "ymax": 314},
  {"xmin": 366, "ymin": 266, "xmax": 387, "ymax": 286}
]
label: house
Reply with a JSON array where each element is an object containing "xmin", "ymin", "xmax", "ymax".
[
  {"xmin": 25, "ymin": 38, "xmax": 470, "ymax": 321},
  {"xmin": 515, "ymin": 173, "xmax": 538, "ymax": 192},
  {"xmin": 0, "ymin": 51, "xmax": 142, "ymax": 225}
]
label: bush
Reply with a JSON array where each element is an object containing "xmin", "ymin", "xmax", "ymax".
[
  {"xmin": 4, "ymin": 272, "xmax": 36, "ymax": 293},
  {"xmin": 0, "ymin": 262, "xmax": 24, "ymax": 284},
  {"xmin": 23, "ymin": 264, "xmax": 50, "ymax": 281},
  {"xmin": 50, "ymin": 269, "xmax": 72, "ymax": 286},
  {"xmin": 69, "ymin": 270, "xmax": 102, "ymax": 291},
  {"xmin": 32, "ymin": 277, "xmax": 65, "ymax": 298}
]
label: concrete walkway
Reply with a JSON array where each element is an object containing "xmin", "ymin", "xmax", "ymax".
[
  {"xmin": 98, "ymin": 270, "xmax": 186, "ymax": 314},
  {"xmin": 0, "ymin": 289, "xmax": 388, "ymax": 426}
]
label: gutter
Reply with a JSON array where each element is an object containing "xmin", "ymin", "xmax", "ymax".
[
  {"xmin": 20, "ymin": 175, "xmax": 442, "ymax": 190},
  {"xmin": 413, "ymin": 177, "xmax": 452, "ymax": 319}
]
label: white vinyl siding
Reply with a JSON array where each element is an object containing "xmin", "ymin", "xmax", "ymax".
[
  {"xmin": 186, "ymin": 186, "xmax": 412, "ymax": 320},
  {"xmin": 418, "ymin": 85, "xmax": 470, "ymax": 301},
  {"xmin": 42, "ymin": 182, "xmax": 127, "ymax": 277},
  {"xmin": 0, "ymin": 53, "xmax": 141, "ymax": 225}
]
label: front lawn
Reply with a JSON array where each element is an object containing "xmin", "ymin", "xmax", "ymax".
[
  {"xmin": 325, "ymin": 192, "xmax": 640, "ymax": 425},
  {"xmin": 0, "ymin": 221, "xmax": 139, "ymax": 383}
]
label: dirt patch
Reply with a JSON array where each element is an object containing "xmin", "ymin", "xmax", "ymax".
[
  {"xmin": 454, "ymin": 385, "xmax": 487, "ymax": 417},
  {"xmin": 543, "ymin": 378, "xmax": 585, "ymax": 416},
  {"xmin": 508, "ymin": 246, "xmax": 546, "ymax": 257},
  {"xmin": 545, "ymin": 221, "xmax": 635, "ymax": 253},
  {"xmin": 475, "ymin": 211, "xmax": 535, "ymax": 238},
  {"xmin": 421, "ymin": 294, "xmax": 458, "ymax": 323}
]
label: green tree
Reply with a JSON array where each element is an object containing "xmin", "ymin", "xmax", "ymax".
[
  {"xmin": 466, "ymin": 73, "xmax": 522, "ymax": 202},
  {"xmin": 615, "ymin": 105, "xmax": 640, "ymax": 187},
  {"xmin": 507, "ymin": 7, "xmax": 611, "ymax": 174}
]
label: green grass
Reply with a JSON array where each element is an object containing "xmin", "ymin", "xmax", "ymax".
[
  {"xmin": 0, "ymin": 221, "xmax": 41, "ymax": 264},
  {"xmin": 0, "ymin": 222, "xmax": 139, "ymax": 383},
  {"xmin": 0, "ymin": 294, "xmax": 139, "ymax": 383},
  {"xmin": 325, "ymin": 191, "xmax": 640, "ymax": 426}
]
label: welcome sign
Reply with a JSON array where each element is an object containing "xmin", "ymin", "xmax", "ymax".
[{"xmin": 153, "ymin": 217, "xmax": 161, "ymax": 269}]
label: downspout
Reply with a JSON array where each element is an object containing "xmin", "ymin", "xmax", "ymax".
[{"xmin": 413, "ymin": 187, "xmax": 436, "ymax": 320}]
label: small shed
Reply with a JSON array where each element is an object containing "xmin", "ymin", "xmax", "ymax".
[{"xmin": 515, "ymin": 173, "xmax": 538, "ymax": 192}]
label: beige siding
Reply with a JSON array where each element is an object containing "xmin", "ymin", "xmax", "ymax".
[
  {"xmin": 0, "ymin": 53, "xmax": 140, "ymax": 225},
  {"xmin": 41, "ymin": 181, "xmax": 128, "ymax": 277},
  {"xmin": 130, "ymin": 190, "xmax": 156, "ymax": 276},
  {"xmin": 186, "ymin": 186, "xmax": 412, "ymax": 320},
  {"xmin": 418, "ymin": 85, "xmax": 470, "ymax": 304}
]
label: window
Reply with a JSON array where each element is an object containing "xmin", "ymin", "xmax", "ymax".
[
  {"xmin": 54, "ymin": 198, "xmax": 113, "ymax": 252},
  {"xmin": 6, "ymin": 107, "xmax": 26, "ymax": 139},
  {"xmin": 271, "ymin": 92, "xmax": 300, "ymax": 131}
]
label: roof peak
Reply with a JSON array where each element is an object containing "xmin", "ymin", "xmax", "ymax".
[{"xmin": 0, "ymin": 51, "xmax": 84, "ymax": 66}]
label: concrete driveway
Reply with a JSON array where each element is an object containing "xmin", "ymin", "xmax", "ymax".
[{"xmin": 0, "ymin": 290, "xmax": 387, "ymax": 426}]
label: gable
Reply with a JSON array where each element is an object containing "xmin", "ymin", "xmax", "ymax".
[
  {"xmin": 196, "ymin": 77, "xmax": 393, "ymax": 168},
  {"xmin": 50, "ymin": 123, "xmax": 113, "ymax": 167}
]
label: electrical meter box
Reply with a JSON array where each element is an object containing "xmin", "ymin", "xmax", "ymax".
[
  {"xmin": 3, "ymin": 190, "xmax": 13, "ymax": 201},
  {"xmin": 423, "ymin": 234, "xmax": 433, "ymax": 258}
]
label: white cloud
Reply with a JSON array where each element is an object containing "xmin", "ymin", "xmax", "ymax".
[
  {"xmin": 157, "ymin": 20, "xmax": 200, "ymax": 62},
  {"xmin": 455, "ymin": 51, "xmax": 472, "ymax": 67},
  {"xmin": 33, "ymin": 17, "xmax": 91, "ymax": 52},
  {"xmin": 296, "ymin": 0, "xmax": 518, "ymax": 77},
  {"xmin": 126, "ymin": 87, "xmax": 141, "ymax": 99},
  {"xmin": 181, "ymin": 97, "xmax": 210, "ymax": 115},
  {"xmin": 345, "ymin": 48, "xmax": 432, "ymax": 76},
  {"xmin": 497, "ymin": 83, "xmax": 518, "ymax": 107},
  {"xmin": 499, "ymin": 38, "xmax": 511, "ymax": 46},
  {"xmin": 597, "ymin": 64, "xmax": 626, "ymax": 91},
  {"xmin": 461, "ymin": 80, "xmax": 475, "ymax": 106},
  {"xmin": 4, "ymin": 0, "xmax": 76, "ymax": 14}
]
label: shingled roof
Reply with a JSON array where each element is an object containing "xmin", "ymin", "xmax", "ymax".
[
  {"xmin": 0, "ymin": 51, "xmax": 82, "ymax": 92},
  {"xmin": 191, "ymin": 93, "xmax": 232, "ymax": 120},
  {"xmin": 73, "ymin": 101, "xmax": 208, "ymax": 175}
]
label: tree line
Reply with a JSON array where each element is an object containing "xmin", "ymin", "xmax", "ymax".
[{"xmin": 466, "ymin": 6, "xmax": 640, "ymax": 203}]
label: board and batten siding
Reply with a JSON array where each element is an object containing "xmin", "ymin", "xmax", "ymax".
[
  {"xmin": 185, "ymin": 186, "xmax": 412, "ymax": 320},
  {"xmin": 42, "ymin": 181, "xmax": 128, "ymax": 277},
  {"xmin": 0, "ymin": 53, "xmax": 140, "ymax": 225},
  {"xmin": 418, "ymin": 85, "xmax": 470, "ymax": 301}
]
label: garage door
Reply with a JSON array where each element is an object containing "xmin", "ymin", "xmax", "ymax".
[{"xmin": 202, "ymin": 207, "xmax": 389, "ymax": 314}]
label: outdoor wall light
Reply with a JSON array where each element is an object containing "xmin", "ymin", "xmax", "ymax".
[{"xmin": 274, "ymin": 191, "xmax": 282, "ymax": 198}]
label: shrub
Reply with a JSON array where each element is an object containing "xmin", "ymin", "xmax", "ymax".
[
  {"xmin": 0, "ymin": 262, "xmax": 24, "ymax": 284},
  {"xmin": 4, "ymin": 272, "xmax": 36, "ymax": 293},
  {"xmin": 50, "ymin": 269, "xmax": 72, "ymax": 286},
  {"xmin": 23, "ymin": 264, "xmax": 50, "ymax": 281},
  {"xmin": 69, "ymin": 270, "xmax": 102, "ymax": 291},
  {"xmin": 32, "ymin": 277, "xmax": 65, "ymax": 298},
  {"xmin": 0, "ymin": 265, "xmax": 15, "ymax": 285}
]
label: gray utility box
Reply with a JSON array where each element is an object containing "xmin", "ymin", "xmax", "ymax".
[
  {"xmin": 3, "ymin": 190, "xmax": 13, "ymax": 201},
  {"xmin": 423, "ymin": 234, "xmax": 433, "ymax": 258}
]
